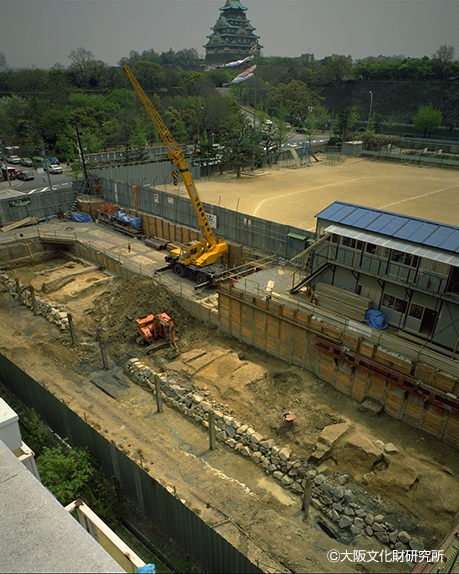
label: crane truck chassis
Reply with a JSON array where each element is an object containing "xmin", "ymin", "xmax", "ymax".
[{"xmin": 123, "ymin": 64, "xmax": 229, "ymax": 286}]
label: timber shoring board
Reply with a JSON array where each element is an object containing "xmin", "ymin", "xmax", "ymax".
[
  {"xmin": 442, "ymin": 414, "xmax": 459, "ymax": 449},
  {"xmin": 217, "ymin": 289, "xmax": 459, "ymax": 448},
  {"xmin": 367, "ymin": 374, "xmax": 386, "ymax": 403},
  {"xmin": 422, "ymin": 404, "xmax": 445, "ymax": 438},
  {"xmin": 403, "ymin": 395, "xmax": 425, "ymax": 428},
  {"xmin": 375, "ymin": 349, "xmax": 412, "ymax": 374},
  {"xmin": 384, "ymin": 386, "xmax": 405, "ymax": 419}
]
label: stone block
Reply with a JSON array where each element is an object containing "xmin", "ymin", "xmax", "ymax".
[
  {"xmin": 273, "ymin": 471, "xmax": 284, "ymax": 481},
  {"xmin": 365, "ymin": 513, "xmax": 374, "ymax": 526},
  {"xmin": 353, "ymin": 517, "xmax": 365, "ymax": 529},
  {"xmin": 251, "ymin": 432, "xmax": 264, "ymax": 444},
  {"xmin": 281, "ymin": 475, "xmax": 293, "ymax": 486},
  {"xmin": 398, "ymin": 531, "xmax": 411, "ymax": 544},
  {"xmin": 358, "ymin": 399, "xmax": 384, "ymax": 415},
  {"xmin": 251, "ymin": 451, "xmax": 263, "ymax": 463},
  {"xmin": 384, "ymin": 442, "xmax": 399, "ymax": 455},
  {"xmin": 278, "ymin": 446, "xmax": 292, "ymax": 462},
  {"xmin": 375, "ymin": 531, "xmax": 389, "ymax": 545},
  {"xmin": 339, "ymin": 515, "xmax": 353, "ymax": 529},
  {"xmin": 318, "ymin": 421, "xmax": 350, "ymax": 448}
]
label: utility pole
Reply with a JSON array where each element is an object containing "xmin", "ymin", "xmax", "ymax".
[
  {"xmin": 367, "ymin": 91, "xmax": 374, "ymax": 131},
  {"xmin": 41, "ymin": 140, "xmax": 53, "ymax": 190},
  {"xmin": 74, "ymin": 120, "xmax": 90, "ymax": 194}
]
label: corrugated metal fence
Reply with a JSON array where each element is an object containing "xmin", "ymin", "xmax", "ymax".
[
  {"xmin": 0, "ymin": 352, "xmax": 261, "ymax": 574},
  {"xmin": 0, "ymin": 186, "xmax": 75, "ymax": 226},
  {"xmin": 96, "ymin": 174, "xmax": 314, "ymax": 260}
]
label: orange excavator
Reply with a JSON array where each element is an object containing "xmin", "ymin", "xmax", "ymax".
[{"xmin": 135, "ymin": 313, "xmax": 176, "ymax": 351}]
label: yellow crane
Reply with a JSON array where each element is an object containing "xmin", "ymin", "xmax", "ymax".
[{"xmin": 123, "ymin": 64, "xmax": 228, "ymax": 285}]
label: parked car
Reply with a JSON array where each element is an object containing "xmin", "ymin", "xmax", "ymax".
[
  {"xmin": 17, "ymin": 170, "xmax": 35, "ymax": 181},
  {"xmin": 7, "ymin": 155, "xmax": 21, "ymax": 164},
  {"xmin": 1, "ymin": 166, "xmax": 19, "ymax": 180},
  {"xmin": 47, "ymin": 164, "xmax": 63, "ymax": 174},
  {"xmin": 20, "ymin": 157, "xmax": 33, "ymax": 167},
  {"xmin": 47, "ymin": 156, "xmax": 60, "ymax": 165}
]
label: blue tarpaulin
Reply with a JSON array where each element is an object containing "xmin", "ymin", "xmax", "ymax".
[
  {"xmin": 71, "ymin": 212, "xmax": 93, "ymax": 223},
  {"xmin": 365, "ymin": 309, "xmax": 388, "ymax": 330},
  {"xmin": 114, "ymin": 210, "xmax": 142, "ymax": 229}
]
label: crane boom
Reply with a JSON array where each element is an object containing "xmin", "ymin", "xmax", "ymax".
[{"xmin": 123, "ymin": 63, "xmax": 220, "ymax": 249}]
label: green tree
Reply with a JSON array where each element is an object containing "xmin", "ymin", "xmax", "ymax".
[
  {"xmin": 333, "ymin": 106, "xmax": 359, "ymax": 141},
  {"xmin": 266, "ymin": 79, "xmax": 321, "ymax": 123},
  {"xmin": 432, "ymin": 45, "xmax": 456, "ymax": 79},
  {"xmin": 318, "ymin": 54, "xmax": 353, "ymax": 84},
  {"xmin": 220, "ymin": 110, "xmax": 263, "ymax": 177},
  {"xmin": 131, "ymin": 61, "xmax": 166, "ymax": 90},
  {"xmin": 37, "ymin": 445, "xmax": 95, "ymax": 506},
  {"xmin": 412, "ymin": 104, "xmax": 442, "ymax": 138},
  {"xmin": 369, "ymin": 113, "xmax": 385, "ymax": 134}
]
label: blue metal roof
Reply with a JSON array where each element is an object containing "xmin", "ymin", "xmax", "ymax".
[{"xmin": 316, "ymin": 202, "xmax": 459, "ymax": 255}]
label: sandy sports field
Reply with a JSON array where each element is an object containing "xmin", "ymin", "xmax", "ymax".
[{"xmin": 193, "ymin": 156, "xmax": 459, "ymax": 231}]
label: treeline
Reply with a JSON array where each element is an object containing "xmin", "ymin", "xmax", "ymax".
[{"xmin": 0, "ymin": 45, "xmax": 457, "ymax": 163}]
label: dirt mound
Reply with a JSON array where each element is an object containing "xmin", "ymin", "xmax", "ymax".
[{"xmin": 89, "ymin": 275, "xmax": 200, "ymax": 356}]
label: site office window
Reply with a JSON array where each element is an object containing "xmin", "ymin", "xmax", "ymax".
[
  {"xmin": 340, "ymin": 236, "xmax": 363, "ymax": 267},
  {"xmin": 387, "ymin": 249, "xmax": 419, "ymax": 282},
  {"xmin": 382, "ymin": 293, "xmax": 408, "ymax": 314}
]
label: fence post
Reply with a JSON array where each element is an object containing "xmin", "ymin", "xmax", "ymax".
[
  {"xmin": 67, "ymin": 313, "xmax": 77, "ymax": 345},
  {"xmin": 29, "ymin": 285, "xmax": 37, "ymax": 315},
  {"xmin": 302, "ymin": 477, "xmax": 313, "ymax": 518},
  {"xmin": 15, "ymin": 278, "xmax": 22, "ymax": 305},
  {"xmin": 209, "ymin": 411, "xmax": 216, "ymax": 450},
  {"xmin": 154, "ymin": 374, "xmax": 163, "ymax": 413}
]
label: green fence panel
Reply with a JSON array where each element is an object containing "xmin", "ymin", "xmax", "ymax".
[{"xmin": 0, "ymin": 353, "xmax": 261, "ymax": 574}]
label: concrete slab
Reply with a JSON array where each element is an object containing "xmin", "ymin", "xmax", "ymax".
[{"xmin": 0, "ymin": 440, "xmax": 124, "ymax": 573}]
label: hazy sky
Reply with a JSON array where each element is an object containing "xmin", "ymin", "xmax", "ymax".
[{"xmin": 1, "ymin": 0, "xmax": 458, "ymax": 69}]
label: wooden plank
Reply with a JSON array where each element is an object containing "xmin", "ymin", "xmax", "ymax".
[
  {"xmin": 442, "ymin": 413, "xmax": 459, "ymax": 449},
  {"xmin": 335, "ymin": 370, "xmax": 352, "ymax": 394},
  {"xmin": 375, "ymin": 349, "xmax": 412, "ymax": 374},
  {"xmin": 403, "ymin": 395, "xmax": 424, "ymax": 427},
  {"xmin": 367, "ymin": 375, "xmax": 386, "ymax": 402},
  {"xmin": 432, "ymin": 372, "xmax": 456, "ymax": 394},
  {"xmin": 0, "ymin": 216, "xmax": 38, "ymax": 232},
  {"xmin": 384, "ymin": 386, "xmax": 405, "ymax": 418},
  {"xmin": 422, "ymin": 404, "xmax": 445, "ymax": 437},
  {"xmin": 351, "ymin": 372, "xmax": 367, "ymax": 402}
]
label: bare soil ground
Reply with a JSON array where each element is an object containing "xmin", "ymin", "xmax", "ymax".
[
  {"xmin": 1, "ymin": 159, "xmax": 459, "ymax": 572},
  {"xmin": 193, "ymin": 155, "xmax": 459, "ymax": 230}
]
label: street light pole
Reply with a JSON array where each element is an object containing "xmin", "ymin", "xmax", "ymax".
[{"xmin": 367, "ymin": 91, "xmax": 373, "ymax": 131}]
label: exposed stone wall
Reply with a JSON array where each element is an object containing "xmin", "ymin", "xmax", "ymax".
[
  {"xmin": 125, "ymin": 357, "xmax": 425, "ymax": 551},
  {"xmin": 0, "ymin": 273, "xmax": 69, "ymax": 330}
]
